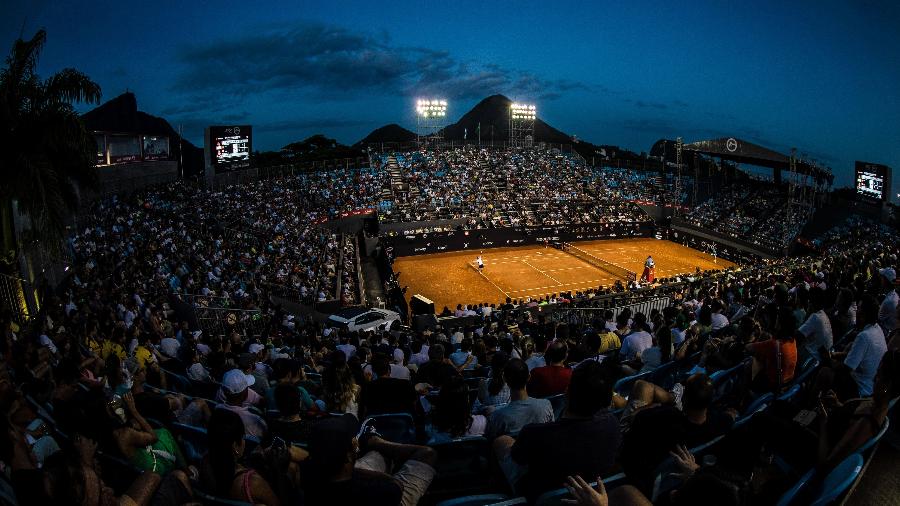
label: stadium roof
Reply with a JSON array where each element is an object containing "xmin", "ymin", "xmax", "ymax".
[{"xmin": 681, "ymin": 137, "xmax": 833, "ymax": 183}]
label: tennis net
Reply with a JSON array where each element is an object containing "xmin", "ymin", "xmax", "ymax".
[{"xmin": 561, "ymin": 242, "xmax": 637, "ymax": 283}]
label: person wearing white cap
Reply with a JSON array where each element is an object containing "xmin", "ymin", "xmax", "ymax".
[
  {"xmin": 878, "ymin": 267, "xmax": 898, "ymax": 335},
  {"xmin": 216, "ymin": 369, "xmax": 267, "ymax": 438}
]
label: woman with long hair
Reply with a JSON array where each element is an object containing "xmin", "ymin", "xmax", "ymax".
[
  {"xmin": 477, "ymin": 351, "xmax": 511, "ymax": 411},
  {"xmin": 322, "ymin": 350, "xmax": 360, "ymax": 416},
  {"xmin": 429, "ymin": 376, "xmax": 486, "ymax": 443},
  {"xmin": 202, "ymin": 409, "xmax": 281, "ymax": 505}
]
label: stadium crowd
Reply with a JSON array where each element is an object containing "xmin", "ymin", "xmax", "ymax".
[
  {"xmin": 1, "ymin": 171, "xmax": 898, "ymax": 506},
  {"xmin": 382, "ymin": 148, "xmax": 652, "ymax": 230},
  {"xmin": 684, "ymin": 184, "xmax": 813, "ymax": 252}
]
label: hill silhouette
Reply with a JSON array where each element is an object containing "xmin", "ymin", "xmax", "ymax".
[
  {"xmin": 81, "ymin": 92, "xmax": 204, "ymax": 177},
  {"xmin": 354, "ymin": 123, "xmax": 416, "ymax": 147}
]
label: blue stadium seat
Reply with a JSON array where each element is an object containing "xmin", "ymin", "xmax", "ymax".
[
  {"xmin": 777, "ymin": 384, "xmax": 802, "ymax": 404},
  {"xmin": 775, "ymin": 453, "xmax": 864, "ymax": 506},
  {"xmin": 428, "ymin": 436, "xmax": 491, "ymax": 496},
  {"xmin": 789, "ymin": 357, "xmax": 819, "ymax": 388},
  {"xmin": 613, "ymin": 370, "xmax": 654, "ymax": 397},
  {"xmin": 546, "ymin": 394, "xmax": 566, "ymax": 421},
  {"xmin": 171, "ymin": 422, "xmax": 209, "ymax": 464},
  {"xmin": 857, "ymin": 417, "xmax": 889, "ymax": 455},
  {"xmin": 193, "ymin": 488, "xmax": 252, "ymax": 506},
  {"xmin": 535, "ymin": 473, "xmax": 626, "ymax": 506},
  {"xmin": 365, "ymin": 413, "xmax": 417, "ymax": 444},
  {"xmin": 436, "ymin": 494, "xmax": 525, "ymax": 506}
]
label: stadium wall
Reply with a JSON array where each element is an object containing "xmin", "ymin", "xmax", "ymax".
[
  {"xmin": 386, "ymin": 222, "xmax": 654, "ymax": 257},
  {"xmin": 671, "ymin": 218, "xmax": 778, "ymax": 258}
]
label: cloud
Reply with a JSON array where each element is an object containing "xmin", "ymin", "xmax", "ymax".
[{"xmin": 171, "ymin": 21, "xmax": 591, "ymax": 107}]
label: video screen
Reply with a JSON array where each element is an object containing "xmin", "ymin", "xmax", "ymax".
[
  {"xmin": 209, "ymin": 125, "xmax": 252, "ymax": 172},
  {"xmin": 108, "ymin": 135, "xmax": 141, "ymax": 164},
  {"xmin": 142, "ymin": 136, "xmax": 170, "ymax": 161},
  {"xmin": 855, "ymin": 161, "xmax": 889, "ymax": 201}
]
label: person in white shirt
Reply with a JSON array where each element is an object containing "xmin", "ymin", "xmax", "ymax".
[
  {"xmin": 877, "ymin": 267, "xmax": 898, "ymax": 335},
  {"xmin": 408, "ymin": 341, "xmax": 430, "ymax": 367},
  {"xmin": 841, "ymin": 295, "xmax": 888, "ymax": 397},
  {"xmin": 336, "ymin": 337, "xmax": 356, "ymax": 359},
  {"xmin": 798, "ymin": 287, "xmax": 834, "ymax": 358},
  {"xmin": 620, "ymin": 316, "xmax": 653, "ymax": 361}
]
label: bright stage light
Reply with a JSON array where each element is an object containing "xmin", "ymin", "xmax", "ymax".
[
  {"xmin": 510, "ymin": 103, "xmax": 537, "ymax": 120},
  {"xmin": 416, "ymin": 98, "xmax": 447, "ymax": 118}
]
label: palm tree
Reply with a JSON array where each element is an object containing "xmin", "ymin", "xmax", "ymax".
[{"xmin": 0, "ymin": 29, "xmax": 101, "ymax": 266}]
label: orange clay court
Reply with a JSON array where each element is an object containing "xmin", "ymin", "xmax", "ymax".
[{"xmin": 392, "ymin": 238, "xmax": 735, "ymax": 312}]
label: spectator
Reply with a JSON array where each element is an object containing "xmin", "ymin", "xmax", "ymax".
[
  {"xmin": 797, "ymin": 287, "xmax": 834, "ymax": 359},
  {"xmin": 486, "ymin": 358, "xmax": 554, "ymax": 439},
  {"xmin": 621, "ymin": 373, "xmax": 736, "ymax": 494},
  {"xmin": 217, "ymin": 369, "xmax": 268, "ymax": 438},
  {"xmin": 478, "ymin": 351, "xmax": 511, "ymax": 410},
  {"xmin": 323, "ymin": 350, "xmax": 361, "ymax": 417},
  {"xmin": 202, "ymin": 409, "xmax": 281, "ymax": 505},
  {"xmin": 415, "ymin": 344, "xmax": 460, "ymax": 388},
  {"xmin": 303, "ymin": 414, "xmax": 436, "ymax": 506},
  {"xmin": 428, "ymin": 376, "xmax": 487, "ymax": 443},
  {"xmin": 528, "ymin": 342, "xmax": 573, "ymax": 398},
  {"xmin": 493, "ymin": 360, "xmax": 621, "ymax": 500},
  {"xmin": 361, "ymin": 353, "xmax": 418, "ymax": 417}
]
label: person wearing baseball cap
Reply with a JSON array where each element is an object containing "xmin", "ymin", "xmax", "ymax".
[
  {"xmin": 878, "ymin": 267, "xmax": 898, "ymax": 335},
  {"xmin": 216, "ymin": 368, "xmax": 267, "ymax": 438},
  {"xmin": 302, "ymin": 414, "xmax": 436, "ymax": 506}
]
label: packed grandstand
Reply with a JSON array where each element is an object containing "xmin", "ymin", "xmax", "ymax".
[{"xmin": 1, "ymin": 139, "xmax": 897, "ymax": 506}]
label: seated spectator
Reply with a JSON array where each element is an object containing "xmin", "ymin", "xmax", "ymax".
[
  {"xmin": 201, "ymin": 409, "xmax": 282, "ymax": 505},
  {"xmin": 323, "ymin": 350, "xmax": 361, "ymax": 417},
  {"xmin": 797, "ymin": 287, "xmax": 834, "ymax": 359},
  {"xmin": 427, "ymin": 376, "xmax": 487, "ymax": 443},
  {"xmin": 415, "ymin": 344, "xmax": 460, "ymax": 388},
  {"xmin": 640, "ymin": 324, "xmax": 673, "ymax": 372},
  {"xmin": 822, "ymin": 295, "xmax": 887, "ymax": 399},
  {"xmin": 486, "ymin": 358, "xmax": 554, "ymax": 440},
  {"xmin": 528, "ymin": 342, "xmax": 572, "ymax": 398},
  {"xmin": 493, "ymin": 360, "xmax": 621, "ymax": 501},
  {"xmin": 747, "ymin": 306, "xmax": 799, "ymax": 393},
  {"xmin": 360, "ymin": 353, "xmax": 418, "ymax": 417},
  {"xmin": 621, "ymin": 314, "xmax": 653, "ymax": 361},
  {"xmin": 217, "ymin": 368, "xmax": 268, "ymax": 438},
  {"xmin": 266, "ymin": 358, "xmax": 316, "ymax": 413},
  {"xmin": 269, "ymin": 383, "xmax": 313, "ymax": 444},
  {"xmin": 621, "ymin": 373, "xmax": 736, "ymax": 495},
  {"xmin": 524, "ymin": 336, "xmax": 546, "ymax": 370},
  {"xmin": 477, "ymin": 351, "xmax": 511, "ymax": 411},
  {"xmin": 302, "ymin": 414, "xmax": 437, "ymax": 506},
  {"xmin": 449, "ymin": 338, "xmax": 477, "ymax": 370}
]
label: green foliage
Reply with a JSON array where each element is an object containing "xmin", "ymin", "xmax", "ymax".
[{"xmin": 0, "ymin": 29, "xmax": 101, "ymax": 250}]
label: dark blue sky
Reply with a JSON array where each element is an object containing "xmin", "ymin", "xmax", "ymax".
[{"xmin": 4, "ymin": 0, "xmax": 900, "ymax": 195}]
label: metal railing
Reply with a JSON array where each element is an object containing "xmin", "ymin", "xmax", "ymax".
[
  {"xmin": 551, "ymin": 296, "xmax": 672, "ymax": 326},
  {"xmin": 0, "ymin": 273, "xmax": 33, "ymax": 325}
]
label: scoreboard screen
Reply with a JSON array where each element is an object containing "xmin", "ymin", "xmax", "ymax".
[
  {"xmin": 855, "ymin": 161, "xmax": 890, "ymax": 202},
  {"xmin": 208, "ymin": 125, "xmax": 252, "ymax": 172}
]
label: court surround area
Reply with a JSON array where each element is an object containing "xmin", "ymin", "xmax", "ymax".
[{"xmin": 392, "ymin": 238, "xmax": 734, "ymax": 312}]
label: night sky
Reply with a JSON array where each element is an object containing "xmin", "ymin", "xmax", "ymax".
[{"xmin": 4, "ymin": 0, "xmax": 899, "ymax": 195}]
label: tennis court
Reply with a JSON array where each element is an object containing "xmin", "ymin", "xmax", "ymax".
[{"xmin": 392, "ymin": 238, "xmax": 733, "ymax": 312}]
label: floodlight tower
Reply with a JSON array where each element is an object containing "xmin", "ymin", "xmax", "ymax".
[
  {"xmin": 509, "ymin": 103, "xmax": 536, "ymax": 148},
  {"xmin": 415, "ymin": 99, "xmax": 447, "ymax": 146}
]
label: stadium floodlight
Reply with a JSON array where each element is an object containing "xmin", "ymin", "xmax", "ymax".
[
  {"xmin": 416, "ymin": 98, "xmax": 448, "ymax": 145},
  {"xmin": 510, "ymin": 103, "xmax": 537, "ymax": 120},
  {"xmin": 416, "ymin": 99, "xmax": 448, "ymax": 119}
]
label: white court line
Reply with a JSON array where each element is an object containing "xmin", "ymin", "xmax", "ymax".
[
  {"xmin": 469, "ymin": 262, "xmax": 510, "ymax": 300},
  {"xmin": 521, "ymin": 259, "xmax": 563, "ymax": 285}
]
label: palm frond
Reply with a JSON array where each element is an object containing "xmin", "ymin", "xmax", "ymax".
[{"xmin": 43, "ymin": 68, "xmax": 102, "ymax": 105}]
